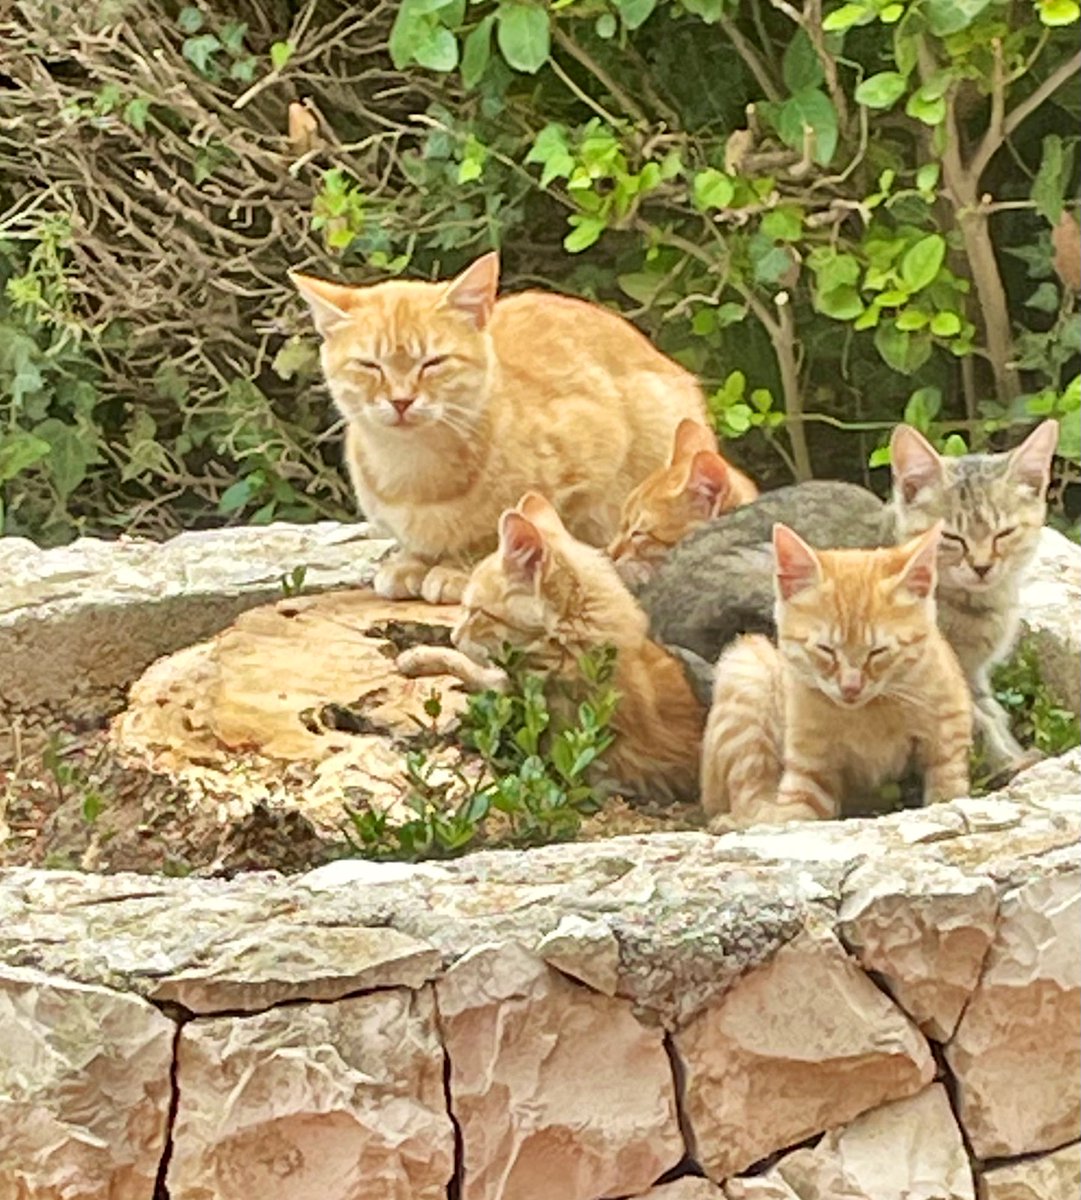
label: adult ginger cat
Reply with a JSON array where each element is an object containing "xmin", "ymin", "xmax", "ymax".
[
  {"xmin": 291, "ymin": 253, "xmax": 706, "ymax": 604},
  {"xmin": 608, "ymin": 419, "xmax": 759, "ymax": 586},
  {"xmin": 399, "ymin": 492, "xmax": 706, "ymax": 801},
  {"xmin": 702, "ymin": 523, "xmax": 972, "ymax": 826}
]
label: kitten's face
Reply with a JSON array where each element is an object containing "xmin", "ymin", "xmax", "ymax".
[
  {"xmin": 774, "ymin": 524, "xmax": 941, "ymax": 709},
  {"xmin": 609, "ymin": 421, "xmax": 732, "ymax": 586},
  {"xmin": 891, "ymin": 422, "xmax": 1058, "ymax": 594},
  {"xmin": 455, "ymin": 493, "xmax": 642, "ymax": 669},
  {"xmin": 290, "ymin": 254, "xmax": 498, "ymax": 434}
]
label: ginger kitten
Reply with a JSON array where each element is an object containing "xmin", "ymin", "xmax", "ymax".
[
  {"xmin": 446, "ymin": 492, "xmax": 706, "ymax": 801},
  {"xmin": 890, "ymin": 420, "xmax": 1059, "ymax": 774},
  {"xmin": 608, "ymin": 419, "xmax": 759, "ymax": 586},
  {"xmin": 702, "ymin": 524, "xmax": 972, "ymax": 826},
  {"xmin": 291, "ymin": 254, "xmax": 706, "ymax": 604}
]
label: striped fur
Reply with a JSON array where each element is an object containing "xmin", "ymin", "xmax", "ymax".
[
  {"xmin": 701, "ymin": 525, "xmax": 973, "ymax": 825},
  {"xmin": 453, "ymin": 492, "xmax": 706, "ymax": 801},
  {"xmin": 890, "ymin": 420, "xmax": 1059, "ymax": 772},
  {"xmin": 608, "ymin": 419, "xmax": 759, "ymax": 587}
]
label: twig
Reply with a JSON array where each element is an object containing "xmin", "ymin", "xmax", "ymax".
[
  {"xmin": 969, "ymin": 49, "xmax": 1081, "ymax": 184},
  {"xmin": 552, "ymin": 26, "xmax": 649, "ymax": 126},
  {"xmin": 547, "ymin": 55, "xmax": 625, "ymax": 128},
  {"xmin": 719, "ymin": 15, "xmax": 782, "ymax": 102}
]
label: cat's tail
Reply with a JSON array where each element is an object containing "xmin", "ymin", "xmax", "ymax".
[{"xmin": 701, "ymin": 634, "xmax": 784, "ymax": 823}]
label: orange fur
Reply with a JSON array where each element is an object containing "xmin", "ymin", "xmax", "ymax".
[
  {"xmin": 453, "ymin": 492, "xmax": 705, "ymax": 800},
  {"xmin": 701, "ymin": 524, "xmax": 972, "ymax": 825},
  {"xmin": 609, "ymin": 418, "xmax": 759, "ymax": 586},
  {"xmin": 291, "ymin": 254, "xmax": 706, "ymax": 604}
]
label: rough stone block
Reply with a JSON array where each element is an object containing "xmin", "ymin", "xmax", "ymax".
[
  {"xmin": 946, "ymin": 870, "xmax": 1080, "ymax": 1158},
  {"xmin": 676, "ymin": 928, "xmax": 935, "ymax": 1180},
  {"xmin": 437, "ymin": 941, "xmax": 683, "ymax": 1200},
  {"xmin": 167, "ymin": 986, "xmax": 453, "ymax": 1200},
  {"xmin": 0, "ymin": 965, "xmax": 174, "ymax": 1200},
  {"xmin": 978, "ymin": 1142, "xmax": 1081, "ymax": 1200}
]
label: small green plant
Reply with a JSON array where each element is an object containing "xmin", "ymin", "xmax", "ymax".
[
  {"xmin": 41, "ymin": 734, "xmax": 107, "ymax": 823},
  {"xmin": 343, "ymin": 644, "xmax": 620, "ymax": 860},
  {"xmin": 992, "ymin": 639, "xmax": 1081, "ymax": 759},
  {"xmin": 279, "ymin": 564, "xmax": 309, "ymax": 597}
]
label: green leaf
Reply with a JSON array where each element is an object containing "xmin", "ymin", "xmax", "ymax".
[
  {"xmin": 822, "ymin": 2, "xmax": 871, "ymax": 31},
  {"xmin": 855, "ymin": 71, "xmax": 907, "ymax": 110},
  {"xmin": 123, "ymin": 98, "xmax": 150, "ymax": 132},
  {"xmin": 1026, "ymin": 281, "xmax": 1061, "ymax": 313},
  {"xmin": 916, "ymin": 162, "xmax": 940, "ymax": 193},
  {"xmin": 903, "ymin": 386, "xmax": 942, "ymax": 430},
  {"xmin": 616, "ymin": 0, "xmax": 657, "ymax": 30},
  {"xmin": 595, "ymin": 12, "xmax": 617, "ymax": 36},
  {"xmin": 875, "ymin": 322, "xmax": 932, "ymax": 374},
  {"xmin": 34, "ymin": 419, "xmax": 91, "ymax": 499},
  {"xmin": 782, "ymin": 30, "xmax": 824, "ymax": 92},
  {"xmin": 930, "ymin": 310, "xmax": 962, "ymax": 336},
  {"xmin": 896, "ymin": 308, "xmax": 929, "ymax": 330},
  {"xmin": 270, "ymin": 40, "xmax": 294, "ymax": 70},
  {"xmin": 219, "ymin": 20, "xmax": 247, "ymax": 53},
  {"xmin": 1032, "ymin": 135, "xmax": 1067, "ymax": 224},
  {"xmin": 693, "ymin": 168, "xmax": 735, "ymax": 210},
  {"xmin": 414, "ymin": 25, "xmax": 459, "ymax": 71},
  {"xmin": 461, "ymin": 15, "xmax": 495, "ymax": 85},
  {"xmin": 1038, "ymin": 0, "xmax": 1080, "ymax": 24},
  {"xmin": 219, "ymin": 478, "xmax": 253, "ymax": 514},
  {"xmin": 923, "ymin": 0, "xmax": 992, "ymax": 35},
  {"xmin": 869, "ymin": 444, "xmax": 892, "ymax": 468},
  {"xmin": 900, "ymin": 234, "xmax": 946, "ymax": 292},
  {"xmin": 182, "ymin": 34, "xmax": 222, "ymax": 75},
  {"xmin": 816, "ymin": 284, "xmax": 864, "ymax": 320},
  {"xmin": 496, "ymin": 2, "xmax": 550, "ymax": 73},
  {"xmin": 749, "ymin": 235, "xmax": 794, "ymax": 285},
  {"xmin": 880, "ymin": 3, "xmax": 904, "ymax": 20},
  {"xmin": 777, "ymin": 87, "xmax": 838, "ymax": 166},
  {"xmin": 942, "ymin": 433, "xmax": 969, "ymax": 456},
  {"xmin": 564, "ymin": 214, "xmax": 606, "ymax": 253},
  {"xmin": 0, "ymin": 431, "xmax": 50, "ymax": 482},
  {"xmin": 178, "ymin": 6, "xmax": 204, "ymax": 33},
  {"xmin": 526, "ymin": 123, "xmax": 574, "ymax": 187},
  {"xmin": 905, "ymin": 88, "xmax": 946, "ymax": 126},
  {"xmin": 809, "ymin": 248, "xmax": 861, "ymax": 292},
  {"xmin": 761, "ymin": 205, "xmax": 804, "ymax": 241},
  {"xmin": 680, "ymin": 0, "xmax": 724, "ymax": 22}
]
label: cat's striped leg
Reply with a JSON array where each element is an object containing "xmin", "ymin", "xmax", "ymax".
[
  {"xmin": 921, "ymin": 704, "xmax": 972, "ymax": 804},
  {"xmin": 374, "ymin": 552, "xmax": 433, "ymax": 600},
  {"xmin": 773, "ymin": 765, "xmax": 842, "ymax": 823}
]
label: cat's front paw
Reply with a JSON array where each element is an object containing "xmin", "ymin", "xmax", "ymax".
[
  {"xmin": 373, "ymin": 556, "xmax": 429, "ymax": 600},
  {"xmin": 985, "ymin": 747, "xmax": 1045, "ymax": 790},
  {"xmin": 420, "ymin": 564, "xmax": 469, "ymax": 605}
]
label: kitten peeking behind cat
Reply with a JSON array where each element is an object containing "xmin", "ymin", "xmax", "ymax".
[
  {"xmin": 890, "ymin": 419, "xmax": 1059, "ymax": 775},
  {"xmin": 608, "ymin": 419, "xmax": 759, "ymax": 586},
  {"xmin": 702, "ymin": 523, "xmax": 972, "ymax": 827},
  {"xmin": 290, "ymin": 253, "xmax": 706, "ymax": 605},
  {"xmin": 399, "ymin": 492, "xmax": 706, "ymax": 802}
]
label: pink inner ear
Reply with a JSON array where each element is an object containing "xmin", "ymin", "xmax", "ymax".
[
  {"xmin": 500, "ymin": 512, "xmax": 545, "ymax": 578},
  {"xmin": 891, "ymin": 425, "xmax": 944, "ymax": 503},
  {"xmin": 773, "ymin": 525, "xmax": 821, "ymax": 599},
  {"xmin": 897, "ymin": 528, "xmax": 940, "ymax": 598},
  {"xmin": 1009, "ymin": 418, "xmax": 1059, "ymax": 493},
  {"xmin": 443, "ymin": 252, "xmax": 499, "ymax": 329},
  {"xmin": 685, "ymin": 452, "xmax": 730, "ymax": 515}
]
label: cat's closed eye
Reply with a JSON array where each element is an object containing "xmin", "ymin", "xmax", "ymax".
[
  {"xmin": 420, "ymin": 355, "xmax": 450, "ymax": 372},
  {"xmin": 350, "ymin": 357, "xmax": 381, "ymax": 372},
  {"xmin": 993, "ymin": 526, "xmax": 1018, "ymax": 542},
  {"xmin": 940, "ymin": 531, "xmax": 966, "ymax": 547},
  {"xmin": 866, "ymin": 645, "xmax": 889, "ymax": 662},
  {"xmin": 814, "ymin": 643, "xmax": 837, "ymax": 661}
]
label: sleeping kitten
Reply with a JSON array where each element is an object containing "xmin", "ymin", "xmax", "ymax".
[
  {"xmin": 402, "ymin": 492, "xmax": 706, "ymax": 801},
  {"xmin": 702, "ymin": 523, "xmax": 972, "ymax": 825},
  {"xmin": 890, "ymin": 420, "xmax": 1059, "ymax": 773},
  {"xmin": 291, "ymin": 253, "xmax": 706, "ymax": 604},
  {"xmin": 608, "ymin": 419, "xmax": 759, "ymax": 587},
  {"xmin": 639, "ymin": 481, "xmax": 889, "ymax": 663}
]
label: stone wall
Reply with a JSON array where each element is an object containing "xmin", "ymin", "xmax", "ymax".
[
  {"xmin": 0, "ymin": 759, "xmax": 1078, "ymax": 1198},
  {"xmin": 1, "ymin": 522, "xmax": 1079, "ymax": 1197}
]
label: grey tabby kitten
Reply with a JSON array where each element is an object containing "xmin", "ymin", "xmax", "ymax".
[
  {"xmin": 889, "ymin": 419, "xmax": 1060, "ymax": 773},
  {"xmin": 641, "ymin": 480, "xmax": 889, "ymax": 665}
]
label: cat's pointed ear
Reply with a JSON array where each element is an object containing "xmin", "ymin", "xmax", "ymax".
[
  {"xmin": 499, "ymin": 510, "xmax": 546, "ymax": 580},
  {"xmin": 894, "ymin": 521, "xmax": 941, "ymax": 599},
  {"xmin": 890, "ymin": 424, "xmax": 944, "ymax": 504},
  {"xmin": 670, "ymin": 419, "xmax": 717, "ymax": 465},
  {"xmin": 683, "ymin": 451, "xmax": 731, "ymax": 517},
  {"xmin": 773, "ymin": 523, "xmax": 822, "ymax": 600},
  {"xmin": 289, "ymin": 272, "xmax": 355, "ymax": 337},
  {"xmin": 1008, "ymin": 419, "xmax": 1059, "ymax": 496},
  {"xmin": 517, "ymin": 491, "xmax": 567, "ymax": 538},
  {"xmin": 441, "ymin": 252, "xmax": 500, "ymax": 329}
]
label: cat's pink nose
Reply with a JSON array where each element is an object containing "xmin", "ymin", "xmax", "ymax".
[
  {"xmin": 972, "ymin": 562, "xmax": 992, "ymax": 579},
  {"xmin": 391, "ymin": 397, "xmax": 415, "ymax": 417},
  {"xmin": 840, "ymin": 672, "xmax": 864, "ymax": 701}
]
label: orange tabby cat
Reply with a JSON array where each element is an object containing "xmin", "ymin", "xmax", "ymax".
[
  {"xmin": 291, "ymin": 254, "xmax": 707, "ymax": 604},
  {"xmin": 402, "ymin": 492, "xmax": 706, "ymax": 800},
  {"xmin": 702, "ymin": 522, "xmax": 972, "ymax": 826},
  {"xmin": 608, "ymin": 419, "xmax": 759, "ymax": 585}
]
